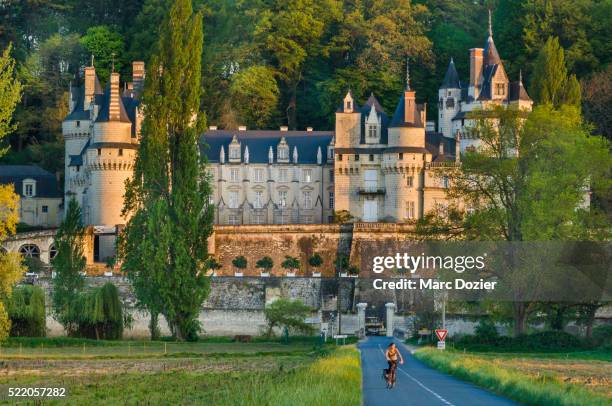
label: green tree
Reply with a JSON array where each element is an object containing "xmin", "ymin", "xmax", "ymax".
[
  {"xmin": 7, "ymin": 285, "xmax": 46, "ymax": 337},
  {"xmin": 52, "ymin": 198, "xmax": 86, "ymax": 334},
  {"xmin": 264, "ymin": 298, "xmax": 314, "ymax": 337},
  {"xmin": 256, "ymin": 256, "xmax": 274, "ymax": 271},
  {"xmin": 582, "ymin": 65, "xmax": 612, "ymax": 141},
  {"xmin": 531, "ymin": 37, "xmax": 581, "ymax": 108},
  {"xmin": 80, "ymin": 26, "xmax": 125, "ymax": 84},
  {"xmin": 120, "ymin": 0, "xmax": 214, "ymax": 341},
  {"xmin": 230, "ymin": 66, "xmax": 279, "ymax": 129},
  {"xmin": 0, "ymin": 45, "xmax": 22, "ymax": 155},
  {"xmin": 0, "ymin": 44, "xmax": 24, "ymax": 341},
  {"xmin": 76, "ymin": 282, "xmax": 124, "ymax": 340},
  {"xmin": 417, "ymin": 105, "xmax": 611, "ymax": 335}
]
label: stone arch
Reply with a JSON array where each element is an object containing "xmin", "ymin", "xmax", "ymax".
[{"xmin": 19, "ymin": 243, "xmax": 40, "ymax": 258}]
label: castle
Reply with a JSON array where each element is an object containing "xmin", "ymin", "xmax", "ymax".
[{"xmin": 56, "ymin": 19, "xmax": 531, "ymax": 263}]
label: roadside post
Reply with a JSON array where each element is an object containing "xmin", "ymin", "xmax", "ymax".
[{"xmin": 435, "ymin": 329, "xmax": 448, "ymax": 350}]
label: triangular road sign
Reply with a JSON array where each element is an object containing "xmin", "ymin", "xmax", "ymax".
[{"xmin": 435, "ymin": 329, "xmax": 448, "ymax": 342}]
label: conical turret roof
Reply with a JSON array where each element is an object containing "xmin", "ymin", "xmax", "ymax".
[{"xmin": 440, "ymin": 58, "xmax": 461, "ymax": 89}]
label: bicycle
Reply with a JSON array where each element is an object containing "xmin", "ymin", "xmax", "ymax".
[{"xmin": 382, "ymin": 362, "xmax": 397, "ymax": 389}]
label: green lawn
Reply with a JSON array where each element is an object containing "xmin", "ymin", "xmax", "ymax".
[
  {"xmin": 0, "ymin": 340, "xmax": 362, "ymax": 405},
  {"xmin": 414, "ymin": 347, "xmax": 611, "ymax": 406}
]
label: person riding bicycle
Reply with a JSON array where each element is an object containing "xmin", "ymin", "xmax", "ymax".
[{"xmin": 384, "ymin": 342, "xmax": 404, "ymax": 388}]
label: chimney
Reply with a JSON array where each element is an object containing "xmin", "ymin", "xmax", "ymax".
[
  {"xmin": 109, "ymin": 72, "xmax": 121, "ymax": 121},
  {"xmin": 238, "ymin": 125, "xmax": 247, "ymax": 131},
  {"xmin": 132, "ymin": 61, "xmax": 145, "ymax": 94},
  {"xmin": 280, "ymin": 126, "xmax": 289, "ymax": 131},
  {"xmin": 403, "ymin": 90, "xmax": 417, "ymax": 124},
  {"xmin": 84, "ymin": 66, "xmax": 96, "ymax": 110},
  {"xmin": 469, "ymin": 48, "xmax": 484, "ymax": 99}
]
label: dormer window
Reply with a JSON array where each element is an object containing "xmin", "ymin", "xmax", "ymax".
[
  {"xmin": 277, "ymin": 137, "xmax": 289, "ymax": 162},
  {"xmin": 229, "ymin": 135, "xmax": 241, "ymax": 162},
  {"xmin": 327, "ymin": 146, "xmax": 334, "ymax": 160},
  {"xmin": 346, "ymin": 101, "xmax": 352, "ymax": 110},
  {"xmin": 365, "ymin": 105, "xmax": 380, "ymax": 144},
  {"xmin": 343, "ymin": 91, "xmax": 354, "ymax": 113},
  {"xmin": 368, "ymin": 125, "xmax": 377, "ymax": 138},
  {"xmin": 23, "ymin": 179, "xmax": 36, "ymax": 197}
]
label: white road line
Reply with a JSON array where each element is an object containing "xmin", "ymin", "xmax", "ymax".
[{"xmin": 378, "ymin": 344, "xmax": 455, "ymax": 406}]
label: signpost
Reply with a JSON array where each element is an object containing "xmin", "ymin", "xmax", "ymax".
[{"xmin": 435, "ymin": 329, "xmax": 448, "ymax": 350}]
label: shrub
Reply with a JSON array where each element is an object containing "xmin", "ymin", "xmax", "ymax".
[
  {"xmin": 7, "ymin": 285, "xmax": 46, "ymax": 337},
  {"xmin": 591, "ymin": 324, "xmax": 612, "ymax": 347},
  {"xmin": 232, "ymin": 256, "xmax": 247, "ymax": 270},
  {"xmin": 256, "ymin": 256, "xmax": 273, "ymax": 270},
  {"xmin": 308, "ymin": 254, "xmax": 323, "ymax": 268},
  {"xmin": 474, "ymin": 319, "xmax": 498, "ymax": 343}
]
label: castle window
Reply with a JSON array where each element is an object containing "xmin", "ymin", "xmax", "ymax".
[
  {"xmin": 405, "ymin": 201, "xmax": 416, "ymax": 219},
  {"xmin": 229, "ymin": 147, "xmax": 240, "ymax": 160},
  {"xmin": 303, "ymin": 215, "xmax": 313, "ymax": 224},
  {"xmin": 76, "ymin": 121, "xmax": 80, "ymax": 127},
  {"xmin": 329, "ymin": 169, "xmax": 334, "ymax": 183},
  {"xmin": 327, "ymin": 146, "xmax": 334, "ymax": 160},
  {"xmin": 446, "ymin": 98, "xmax": 455, "ymax": 108},
  {"xmin": 254, "ymin": 168, "xmax": 264, "ymax": 182},
  {"xmin": 229, "ymin": 191, "xmax": 239, "ymax": 208},
  {"xmin": 97, "ymin": 149, "xmax": 101, "ymax": 156},
  {"xmin": 278, "ymin": 146, "xmax": 289, "ymax": 161},
  {"xmin": 369, "ymin": 154, "xmax": 374, "ymax": 162},
  {"xmin": 329, "ymin": 192, "xmax": 334, "ymax": 209},
  {"xmin": 442, "ymin": 176, "xmax": 449, "ymax": 188},
  {"xmin": 495, "ymin": 83, "xmax": 505, "ymax": 96},
  {"xmin": 354, "ymin": 154, "xmax": 359, "ymax": 161},
  {"xmin": 278, "ymin": 191, "xmax": 287, "ymax": 208},
  {"xmin": 279, "ymin": 169, "xmax": 288, "ymax": 182},
  {"xmin": 407, "ymin": 176, "xmax": 413, "ymax": 188},
  {"xmin": 23, "ymin": 180, "xmax": 36, "ymax": 197},
  {"xmin": 438, "ymin": 98, "xmax": 443, "ymax": 108},
  {"xmin": 337, "ymin": 154, "xmax": 342, "ymax": 161},
  {"xmin": 368, "ymin": 125, "xmax": 377, "ymax": 138},
  {"xmin": 254, "ymin": 191, "xmax": 263, "ymax": 209},
  {"xmin": 76, "ymin": 166, "xmax": 80, "ymax": 172},
  {"xmin": 303, "ymin": 191, "xmax": 312, "ymax": 209},
  {"xmin": 399, "ymin": 153, "xmax": 404, "ymax": 160},
  {"xmin": 230, "ymin": 168, "xmax": 239, "ymax": 182},
  {"xmin": 42, "ymin": 205, "xmax": 48, "ymax": 213},
  {"xmin": 302, "ymin": 169, "xmax": 312, "ymax": 183},
  {"xmin": 118, "ymin": 149, "xmax": 123, "ymax": 156},
  {"xmin": 253, "ymin": 213, "xmax": 265, "ymax": 224},
  {"xmin": 346, "ymin": 101, "xmax": 352, "ymax": 110},
  {"xmin": 228, "ymin": 215, "xmax": 240, "ymax": 225}
]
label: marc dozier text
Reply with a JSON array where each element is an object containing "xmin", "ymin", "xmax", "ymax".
[{"xmin": 371, "ymin": 253, "xmax": 497, "ymax": 291}]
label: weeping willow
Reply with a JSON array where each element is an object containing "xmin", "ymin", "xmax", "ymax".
[
  {"xmin": 75, "ymin": 283, "xmax": 124, "ymax": 340},
  {"xmin": 7, "ymin": 285, "xmax": 46, "ymax": 337}
]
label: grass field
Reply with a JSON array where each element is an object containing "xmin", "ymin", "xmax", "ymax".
[
  {"xmin": 0, "ymin": 339, "xmax": 362, "ymax": 405},
  {"xmin": 414, "ymin": 347, "xmax": 611, "ymax": 406}
]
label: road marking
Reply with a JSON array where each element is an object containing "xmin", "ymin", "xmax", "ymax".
[{"xmin": 378, "ymin": 344, "xmax": 455, "ymax": 406}]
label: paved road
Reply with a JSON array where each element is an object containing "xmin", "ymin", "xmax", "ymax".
[{"xmin": 359, "ymin": 336, "xmax": 519, "ymax": 406}]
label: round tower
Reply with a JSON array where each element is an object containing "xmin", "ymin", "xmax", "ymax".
[{"xmin": 438, "ymin": 58, "xmax": 462, "ymax": 138}]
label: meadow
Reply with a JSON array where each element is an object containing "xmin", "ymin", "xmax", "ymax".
[
  {"xmin": 413, "ymin": 347, "xmax": 611, "ymax": 406},
  {"xmin": 0, "ymin": 338, "xmax": 362, "ymax": 405}
]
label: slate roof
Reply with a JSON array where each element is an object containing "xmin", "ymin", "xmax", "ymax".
[
  {"xmin": 484, "ymin": 35, "xmax": 502, "ymax": 66},
  {"xmin": 65, "ymin": 86, "xmax": 90, "ymax": 121},
  {"xmin": 201, "ymin": 130, "xmax": 334, "ymax": 164},
  {"xmin": 509, "ymin": 80, "xmax": 532, "ymax": 101},
  {"xmin": 440, "ymin": 59, "xmax": 461, "ymax": 89},
  {"xmin": 425, "ymin": 132, "xmax": 456, "ymax": 161},
  {"xmin": 95, "ymin": 82, "xmax": 132, "ymax": 123},
  {"xmin": 478, "ymin": 64, "xmax": 498, "ymax": 100},
  {"xmin": 68, "ymin": 139, "xmax": 89, "ymax": 167},
  {"xmin": 0, "ymin": 165, "xmax": 62, "ymax": 198}
]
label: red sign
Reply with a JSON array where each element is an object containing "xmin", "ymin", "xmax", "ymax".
[{"xmin": 435, "ymin": 329, "xmax": 448, "ymax": 342}]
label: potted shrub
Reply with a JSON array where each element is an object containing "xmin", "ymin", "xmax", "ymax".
[
  {"xmin": 308, "ymin": 253, "xmax": 323, "ymax": 277},
  {"xmin": 281, "ymin": 256, "xmax": 300, "ymax": 277},
  {"xmin": 104, "ymin": 256, "xmax": 116, "ymax": 277},
  {"xmin": 207, "ymin": 257, "xmax": 222, "ymax": 276},
  {"xmin": 232, "ymin": 255, "xmax": 247, "ymax": 277},
  {"xmin": 335, "ymin": 254, "xmax": 349, "ymax": 277},
  {"xmin": 256, "ymin": 256, "xmax": 273, "ymax": 277}
]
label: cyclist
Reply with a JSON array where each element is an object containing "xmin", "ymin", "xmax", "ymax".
[{"xmin": 384, "ymin": 342, "xmax": 404, "ymax": 388}]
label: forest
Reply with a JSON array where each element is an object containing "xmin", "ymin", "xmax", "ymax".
[{"xmin": 0, "ymin": 0, "xmax": 610, "ymax": 177}]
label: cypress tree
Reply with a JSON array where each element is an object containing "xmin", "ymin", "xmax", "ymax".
[
  {"xmin": 531, "ymin": 37, "xmax": 581, "ymax": 108},
  {"xmin": 52, "ymin": 198, "xmax": 86, "ymax": 334},
  {"xmin": 120, "ymin": 0, "xmax": 213, "ymax": 341}
]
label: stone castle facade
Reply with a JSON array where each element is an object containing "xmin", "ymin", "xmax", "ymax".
[{"xmin": 59, "ymin": 20, "xmax": 530, "ymax": 262}]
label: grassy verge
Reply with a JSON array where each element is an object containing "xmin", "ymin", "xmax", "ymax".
[
  {"xmin": 414, "ymin": 347, "xmax": 611, "ymax": 406},
  {"xmin": 0, "ymin": 346, "xmax": 361, "ymax": 405}
]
